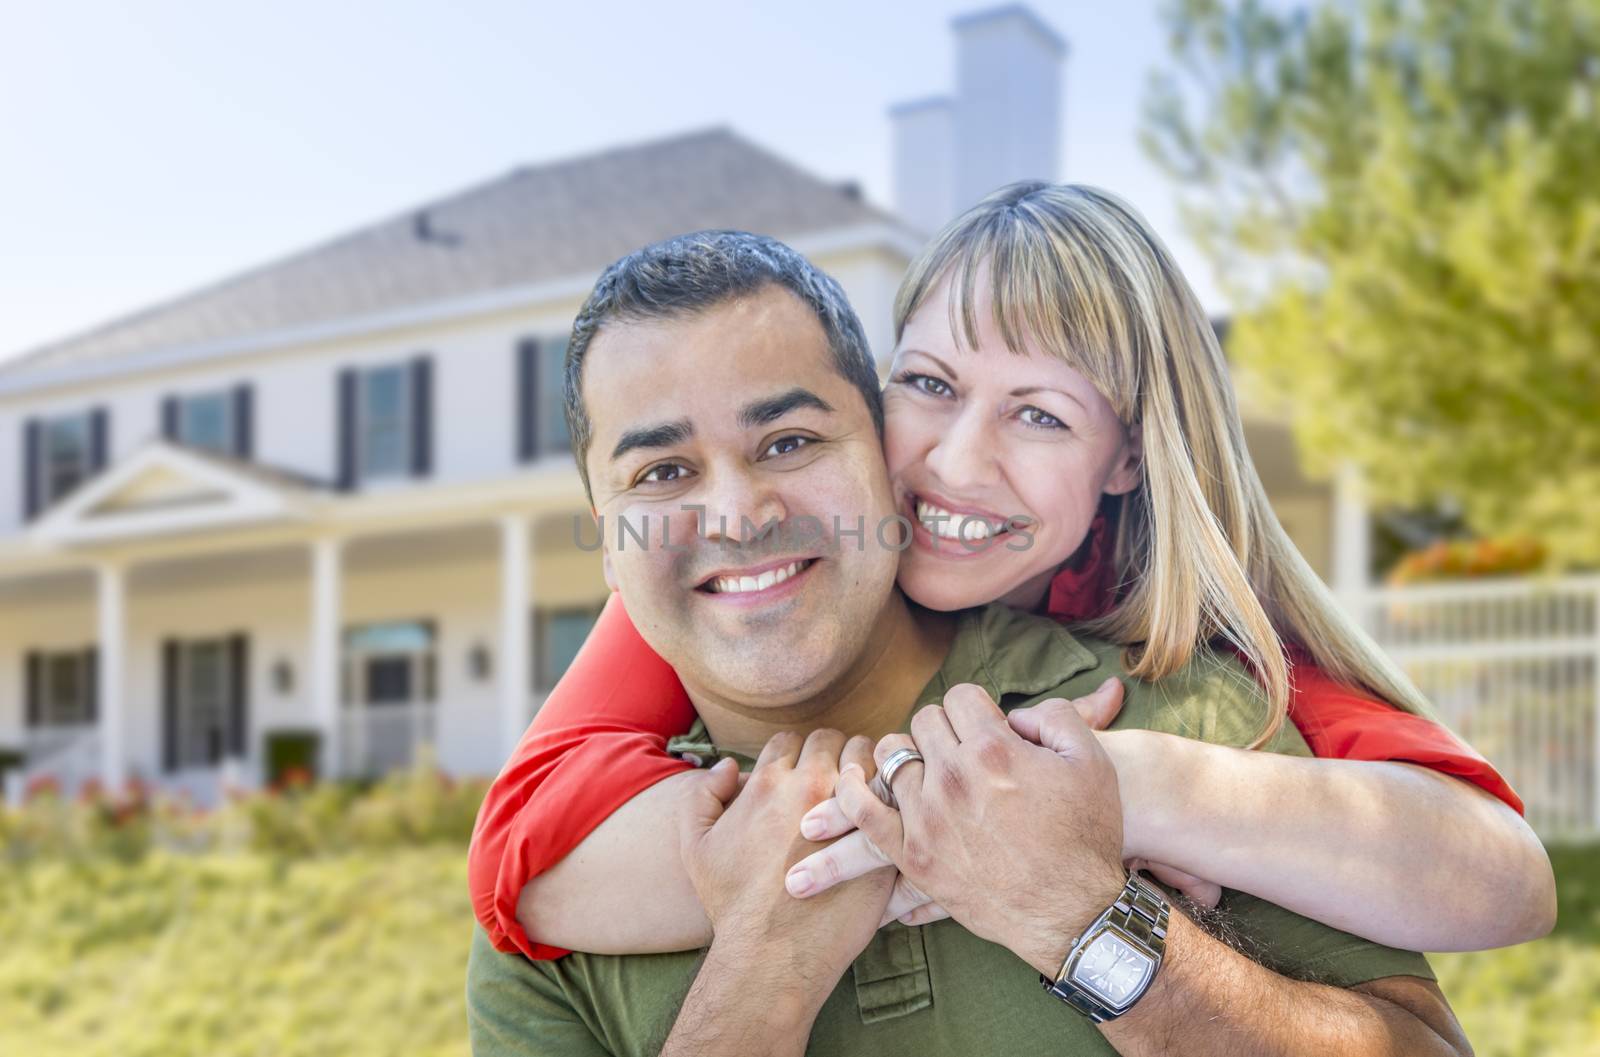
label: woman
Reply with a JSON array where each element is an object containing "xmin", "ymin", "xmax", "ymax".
[{"xmin": 469, "ymin": 183, "xmax": 1554, "ymax": 962}]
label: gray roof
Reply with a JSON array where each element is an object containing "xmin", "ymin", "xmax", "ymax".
[{"xmin": 4, "ymin": 128, "xmax": 903, "ymax": 379}]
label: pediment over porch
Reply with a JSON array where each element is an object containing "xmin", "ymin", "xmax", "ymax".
[{"xmin": 28, "ymin": 440, "xmax": 326, "ymax": 547}]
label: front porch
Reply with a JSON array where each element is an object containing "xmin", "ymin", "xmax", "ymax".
[{"xmin": 0, "ymin": 440, "xmax": 605, "ymax": 801}]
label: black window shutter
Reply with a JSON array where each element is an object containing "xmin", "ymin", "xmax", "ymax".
[
  {"xmin": 160, "ymin": 395, "xmax": 180, "ymax": 441},
  {"xmin": 22, "ymin": 418, "xmax": 39, "ymax": 520},
  {"xmin": 336, "ymin": 369, "xmax": 358, "ymax": 490},
  {"xmin": 89, "ymin": 407, "xmax": 109, "ymax": 472},
  {"xmin": 233, "ymin": 384, "xmax": 254, "ymax": 459},
  {"xmin": 516, "ymin": 339, "xmax": 539, "ymax": 462},
  {"xmin": 84, "ymin": 646, "xmax": 98, "ymax": 723},
  {"xmin": 410, "ymin": 356, "xmax": 432, "ymax": 477},
  {"xmin": 162, "ymin": 639, "xmax": 181, "ymax": 773},
  {"xmin": 423, "ymin": 619, "xmax": 438, "ymax": 702},
  {"xmin": 227, "ymin": 634, "xmax": 249, "ymax": 759},
  {"xmin": 24, "ymin": 650, "xmax": 41, "ymax": 728}
]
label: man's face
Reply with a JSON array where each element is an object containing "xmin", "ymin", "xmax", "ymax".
[{"xmin": 581, "ymin": 285, "xmax": 901, "ymax": 707}]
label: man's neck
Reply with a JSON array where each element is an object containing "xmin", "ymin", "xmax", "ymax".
[{"xmin": 687, "ymin": 593, "xmax": 957, "ymax": 758}]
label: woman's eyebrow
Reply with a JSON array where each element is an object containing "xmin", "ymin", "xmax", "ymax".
[
  {"xmin": 901, "ymin": 349, "xmax": 959, "ymax": 380},
  {"xmin": 1010, "ymin": 385, "xmax": 1088, "ymax": 413}
]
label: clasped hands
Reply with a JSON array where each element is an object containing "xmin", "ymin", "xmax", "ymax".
[{"xmin": 677, "ymin": 679, "xmax": 1220, "ymax": 985}]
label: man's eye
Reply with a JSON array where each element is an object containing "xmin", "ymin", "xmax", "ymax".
[
  {"xmin": 894, "ymin": 371, "xmax": 953, "ymax": 398},
  {"xmin": 762, "ymin": 435, "xmax": 813, "ymax": 459},
  {"xmin": 1018, "ymin": 406, "xmax": 1066, "ymax": 430},
  {"xmin": 638, "ymin": 462, "xmax": 692, "ymax": 484}
]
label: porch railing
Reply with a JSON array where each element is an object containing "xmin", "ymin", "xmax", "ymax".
[
  {"xmin": 338, "ymin": 702, "xmax": 438, "ymax": 778},
  {"xmin": 1348, "ymin": 574, "xmax": 1600, "ymax": 841},
  {"xmin": 11, "ymin": 724, "xmax": 101, "ymax": 802}
]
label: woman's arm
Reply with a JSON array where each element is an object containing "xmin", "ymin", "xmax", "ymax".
[
  {"xmin": 515, "ymin": 768, "xmax": 714, "ymax": 954},
  {"xmin": 1107, "ymin": 729, "xmax": 1556, "ymax": 951},
  {"xmin": 467, "ymin": 593, "xmax": 702, "ymax": 958}
]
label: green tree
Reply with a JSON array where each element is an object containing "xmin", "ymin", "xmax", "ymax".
[{"xmin": 1143, "ymin": 0, "xmax": 1600, "ymax": 566}]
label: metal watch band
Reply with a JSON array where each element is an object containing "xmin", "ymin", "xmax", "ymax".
[{"xmin": 1040, "ymin": 872, "xmax": 1170, "ymax": 1024}]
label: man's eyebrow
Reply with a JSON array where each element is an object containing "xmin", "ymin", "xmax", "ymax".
[
  {"xmin": 610, "ymin": 419, "xmax": 693, "ymax": 462},
  {"xmin": 737, "ymin": 387, "xmax": 835, "ymax": 430}
]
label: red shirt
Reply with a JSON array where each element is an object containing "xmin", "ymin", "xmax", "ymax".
[{"xmin": 469, "ymin": 542, "xmax": 1523, "ymax": 960}]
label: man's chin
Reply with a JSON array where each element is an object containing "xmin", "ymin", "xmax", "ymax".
[{"xmin": 689, "ymin": 639, "xmax": 848, "ymax": 709}]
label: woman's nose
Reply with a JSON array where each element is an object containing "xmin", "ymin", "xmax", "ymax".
[{"xmin": 922, "ymin": 408, "xmax": 994, "ymax": 494}]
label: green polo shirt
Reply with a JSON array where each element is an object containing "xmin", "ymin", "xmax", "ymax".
[{"xmin": 467, "ymin": 603, "xmax": 1432, "ymax": 1056}]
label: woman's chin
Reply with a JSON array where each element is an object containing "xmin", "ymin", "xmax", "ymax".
[{"xmin": 897, "ymin": 566, "xmax": 1006, "ymax": 613}]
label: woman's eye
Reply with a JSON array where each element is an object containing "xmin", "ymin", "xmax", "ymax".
[
  {"xmin": 896, "ymin": 371, "xmax": 953, "ymax": 398},
  {"xmin": 1018, "ymin": 406, "xmax": 1065, "ymax": 430},
  {"xmin": 638, "ymin": 462, "xmax": 692, "ymax": 484},
  {"xmin": 762, "ymin": 435, "xmax": 813, "ymax": 458}
]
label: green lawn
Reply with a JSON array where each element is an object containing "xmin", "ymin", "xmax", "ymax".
[{"xmin": 1, "ymin": 840, "xmax": 1595, "ymax": 1056}]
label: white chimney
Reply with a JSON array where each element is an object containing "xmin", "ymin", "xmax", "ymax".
[
  {"xmin": 889, "ymin": 5, "xmax": 1067, "ymax": 232},
  {"xmin": 953, "ymin": 5, "xmax": 1067, "ymax": 211},
  {"xmin": 889, "ymin": 97, "xmax": 956, "ymax": 235}
]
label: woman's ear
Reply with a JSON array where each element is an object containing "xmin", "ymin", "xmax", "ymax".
[{"xmin": 1103, "ymin": 423, "xmax": 1143, "ymax": 497}]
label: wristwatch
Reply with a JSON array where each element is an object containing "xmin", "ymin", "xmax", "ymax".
[{"xmin": 1040, "ymin": 871, "xmax": 1169, "ymax": 1023}]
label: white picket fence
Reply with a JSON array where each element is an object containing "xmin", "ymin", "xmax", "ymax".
[{"xmin": 1348, "ymin": 574, "xmax": 1600, "ymax": 841}]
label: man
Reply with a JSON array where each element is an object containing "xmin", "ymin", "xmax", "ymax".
[{"xmin": 466, "ymin": 231, "xmax": 1471, "ymax": 1056}]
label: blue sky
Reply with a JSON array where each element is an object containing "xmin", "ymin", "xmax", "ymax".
[{"xmin": 0, "ymin": 0, "xmax": 1217, "ymax": 361}]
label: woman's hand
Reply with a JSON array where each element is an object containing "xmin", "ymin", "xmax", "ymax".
[{"xmin": 784, "ymin": 674, "xmax": 1164, "ymax": 921}]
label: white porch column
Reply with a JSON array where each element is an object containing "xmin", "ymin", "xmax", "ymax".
[
  {"xmin": 1332, "ymin": 463, "xmax": 1371, "ymax": 611},
  {"xmin": 498, "ymin": 514, "xmax": 532, "ymax": 761},
  {"xmin": 309, "ymin": 538, "xmax": 343, "ymax": 778},
  {"xmin": 97, "ymin": 562, "xmax": 127, "ymax": 791}
]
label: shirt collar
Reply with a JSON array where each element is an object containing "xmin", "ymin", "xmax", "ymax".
[{"xmin": 668, "ymin": 603, "xmax": 1100, "ymax": 764}]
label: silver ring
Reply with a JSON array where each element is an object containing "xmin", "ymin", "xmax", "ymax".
[{"xmin": 871, "ymin": 748, "xmax": 924, "ymax": 810}]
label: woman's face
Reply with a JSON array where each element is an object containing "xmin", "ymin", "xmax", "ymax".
[{"xmin": 884, "ymin": 273, "xmax": 1142, "ymax": 612}]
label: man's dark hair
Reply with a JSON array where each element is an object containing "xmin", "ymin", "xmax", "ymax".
[{"xmin": 563, "ymin": 230, "xmax": 884, "ymax": 496}]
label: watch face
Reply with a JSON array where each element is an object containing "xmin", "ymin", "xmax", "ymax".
[{"xmin": 1070, "ymin": 933, "xmax": 1154, "ymax": 1009}]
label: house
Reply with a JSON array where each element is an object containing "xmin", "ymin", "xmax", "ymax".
[
  {"xmin": 0, "ymin": 128, "xmax": 922, "ymax": 800},
  {"xmin": 0, "ymin": 5, "xmax": 1356, "ymax": 806}
]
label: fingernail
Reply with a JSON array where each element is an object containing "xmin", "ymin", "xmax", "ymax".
[
  {"xmin": 786, "ymin": 868, "xmax": 813, "ymax": 896},
  {"xmin": 1099, "ymin": 677, "xmax": 1118, "ymax": 691},
  {"xmin": 800, "ymin": 817, "xmax": 825, "ymax": 839}
]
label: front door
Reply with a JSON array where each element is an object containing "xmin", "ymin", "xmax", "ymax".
[{"xmin": 341, "ymin": 620, "xmax": 436, "ymax": 776}]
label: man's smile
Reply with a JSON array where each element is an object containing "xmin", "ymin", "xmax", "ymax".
[{"xmin": 694, "ymin": 556, "xmax": 821, "ymax": 605}]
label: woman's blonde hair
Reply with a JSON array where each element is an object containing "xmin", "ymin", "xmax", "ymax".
[{"xmin": 894, "ymin": 182, "xmax": 1434, "ymax": 744}]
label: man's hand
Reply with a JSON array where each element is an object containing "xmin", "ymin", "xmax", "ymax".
[
  {"xmin": 677, "ymin": 729, "xmax": 897, "ymax": 993},
  {"xmin": 784, "ymin": 680, "xmax": 1221, "ymax": 920},
  {"xmin": 831, "ymin": 683, "xmax": 1130, "ymax": 977}
]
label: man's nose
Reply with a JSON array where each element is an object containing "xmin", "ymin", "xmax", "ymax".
[
  {"xmin": 697, "ymin": 469, "xmax": 789, "ymax": 544},
  {"xmin": 922, "ymin": 406, "xmax": 995, "ymax": 494}
]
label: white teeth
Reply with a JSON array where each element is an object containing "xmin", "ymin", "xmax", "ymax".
[
  {"xmin": 916, "ymin": 500, "xmax": 1001, "ymax": 541},
  {"xmin": 706, "ymin": 560, "xmax": 808, "ymax": 594}
]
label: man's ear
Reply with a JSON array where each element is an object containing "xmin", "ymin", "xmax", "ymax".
[
  {"xmin": 1103, "ymin": 423, "xmax": 1143, "ymax": 497},
  {"xmin": 601, "ymin": 547, "xmax": 618, "ymax": 593},
  {"xmin": 588, "ymin": 506, "xmax": 621, "ymax": 594}
]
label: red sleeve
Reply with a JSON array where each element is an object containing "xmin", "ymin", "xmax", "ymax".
[
  {"xmin": 468, "ymin": 592, "xmax": 697, "ymax": 960},
  {"xmin": 1286, "ymin": 650, "xmax": 1524, "ymax": 816}
]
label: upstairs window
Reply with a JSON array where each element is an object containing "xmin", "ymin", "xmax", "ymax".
[
  {"xmin": 42, "ymin": 413, "xmax": 93, "ymax": 503},
  {"xmin": 360, "ymin": 364, "xmax": 411, "ymax": 480},
  {"xmin": 162, "ymin": 385, "xmax": 253, "ymax": 458},
  {"xmin": 337, "ymin": 358, "xmax": 431, "ymax": 488},
  {"xmin": 180, "ymin": 392, "xmax": 233, "ymax": 454},
  {"xmin": 517, "ymin": 336, "xmax": 572, "ymax": 462}
]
